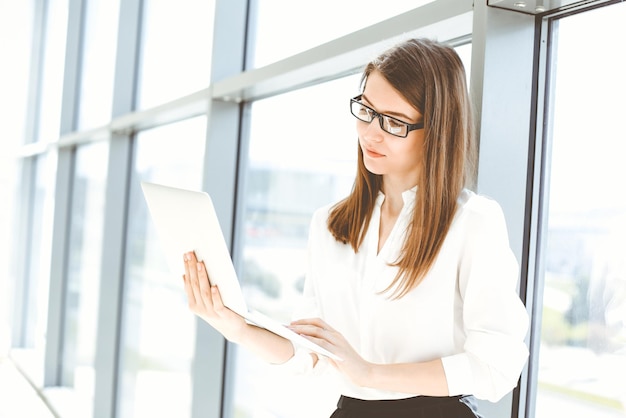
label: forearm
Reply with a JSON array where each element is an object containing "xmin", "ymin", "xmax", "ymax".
[
  {"xmin": 183, "ymin": 254, "xmax": 295, "ymax": 365},
  {"xmin": 289, "ymin": 318, "xmax": 450, "ymax": 396},
  {"xmin": 361, "ymin": 358, "xmax": 449, "ymax": 396},
  {"xmin": 235, "ymin": 323, "xmax": 295, "ymax": 365}
]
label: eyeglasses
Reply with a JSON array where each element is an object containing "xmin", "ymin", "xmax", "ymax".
[{"xmin": 350, "ymin": 95, "xmax": 424, "ymax": 138}]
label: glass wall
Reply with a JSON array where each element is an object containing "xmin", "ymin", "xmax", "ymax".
[
  {"xmin": 251, "ymin": 0, "xmax": 432, "ymax": 68},
  {"xmin": 60, "ymin": 141, "xmax": 109, "ymax": 416},
  {"xmin": 36, "ymin": 0, "xmax": 69, "ymax": 143},
  {"xmin": 228, "ymin": 75, "xmax": 359, "ymax": 418},
  {"xmin": 76, "ymin": 0, "xmax": 120, "ymax": 129},
  {"xmin": 7, "ymin": 0, "xmax": 595, "ymax": 417},
  {"xmin": 117, "ymin": 117, "xmax": 206, "ymax": 418},
  {"xmin": 12, "ymin": 153, "xmax": 58, "ymax": 383},
  {"xmin": 8, "ymin": 0, "xmax": 67, "ymax": 377},
  {"xmin": 135, "ymin": 0, "xmax": 215, "ymax": 110},
  {"xmin": 535, "ymin": 3, "xmax": 626, "ymax": 417},
  {"xmin": 0, "ymin": 0, "xmax": 35, "ymax": 354}
]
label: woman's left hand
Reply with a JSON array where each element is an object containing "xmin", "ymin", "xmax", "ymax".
[{"xmin": 288, "ymin": 318, "xmax": 372, "ymax": 387}]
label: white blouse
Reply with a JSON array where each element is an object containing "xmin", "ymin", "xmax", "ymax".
[{"xmin": 283, "ymin": 188, "xmax": 529, "ymax": 403}]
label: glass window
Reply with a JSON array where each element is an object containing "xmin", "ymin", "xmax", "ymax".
[
  {"xmin": 455, "ymin": 42, "xmax": 472, "ymax": 84},
  {"xmin": 535, "ymin": 3, "xmax": 626, "ymax": 417},
  {"xmin": 117, "ymin": 116, "xmax": 206, "ymax": 418},
  {"xmin": 59, "ymin": 141, "xmax": 109, "ymax": 416},
  {"xmin": 0, "ymin": 0, "xmax": 34, "ymax": 145},
  {"xmin": 251, "ymin": 0, "xmax": 434, "ymax": 68},
  {"xmin": 228, "ymin": 75, "xmax": 360, "ymax": 418},
  {"xmin": 36, "ymin": 0, "xmax": 69, "ymax": 142},
  {"xmin": 77, "ymin": 0, "xmax": 120, "ymax": 129},
  {"xmin": 12, "ymin": 152, "xmax": 58, "ymax": 383},
  {"xmin": 0, "ymin": 0, "xmax": 35, "ymax": 352},
  {"xmin": 135, "ymin": 0, "xmax": 215, "ymax": 110}
]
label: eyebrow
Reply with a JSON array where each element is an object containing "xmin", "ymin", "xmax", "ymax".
[{"xmin": 361, "ymin": 93, "xmax": 417, "ymax": 122}]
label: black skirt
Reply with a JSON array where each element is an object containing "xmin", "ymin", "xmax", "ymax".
[{"xmin": 329, "ymin": 394, "xmax": 481, "ymax": 418}]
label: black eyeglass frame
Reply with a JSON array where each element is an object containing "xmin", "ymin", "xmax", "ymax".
[{"xmin": 349, "ymin": 94, "xmax": 424, "ymax": 138}]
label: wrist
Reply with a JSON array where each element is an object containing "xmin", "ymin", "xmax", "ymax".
[
  {"xmin": 227, "ymin": 321, "xmax": 253, "ymax": 345},
  {"xmin": 356, "ymin": 361, "xmax": 375, "ymax": 388}
]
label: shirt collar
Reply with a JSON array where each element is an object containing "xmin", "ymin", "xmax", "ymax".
[
  {"xmin": 401, "ymin": 186, "xmax": 418, "ymax": 206},
  {"xmin": 375, "ymin": 185, "xmax": 418, "ymax": 208}
]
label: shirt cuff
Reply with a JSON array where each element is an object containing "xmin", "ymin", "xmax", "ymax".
[
  {"xmin": 271, "ymin": 344, "xmax": 315, "ymax": 374},
  {"xmin": 441, "ymin": 352, "xmax": 474, "ymax": 396}
]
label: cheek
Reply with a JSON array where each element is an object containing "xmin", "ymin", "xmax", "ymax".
[
  {"xmin": 355, "ymin": 121, "xmax": 363, "ymax": 138},
  {"xmin": 396, "ymin": 137, "xmax": 424, "ymax": 166},
  {"xmin": 355, "ymin": 120, "xmax": 372, "ymax": 139}
]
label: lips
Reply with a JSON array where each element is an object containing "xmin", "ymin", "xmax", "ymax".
[{"xmin": 364, "ymin": 147, "xmax": 385, "ymax": 158}]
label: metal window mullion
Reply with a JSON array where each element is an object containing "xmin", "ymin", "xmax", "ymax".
[
  {"xmin": 471, "ymin": 3, "xmax": 538, "ymax": 418},
  {"xmin": 92, "ymin": 0, "xmax": 143, "ymax": 417},
  {"xmin": 522, "ymin": 16, "xmax": 560, "ymax": 418},
  {"xmin": 43, "ymin": 0, "xmax": 86, "ymax": 388},
  {"xmin": 192, "ymin": 2, "xmax": 249, "ymax": 417}
]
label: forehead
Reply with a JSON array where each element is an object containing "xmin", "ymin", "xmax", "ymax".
[{"xmin": 363, "ymin": 71, "xmax": 421, "ymax": 119}]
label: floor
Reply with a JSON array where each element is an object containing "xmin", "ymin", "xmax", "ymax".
[{"xmin": 0, "ymin": 357, "xmax": 57, "ymax": 418}]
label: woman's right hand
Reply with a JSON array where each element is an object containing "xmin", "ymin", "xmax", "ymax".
[{"xmin": 182, "ymin": 251, "xmax": 248, "ymax": 343}]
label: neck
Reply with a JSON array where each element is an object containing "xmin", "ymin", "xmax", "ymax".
[{"xmin": 381, "ymin": 179, "xmax": 416, "ymax": 212}]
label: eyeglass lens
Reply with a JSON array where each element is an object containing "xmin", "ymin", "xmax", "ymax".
[{"xmin": 350, "ymin": 101, "xmax": 408, "ymax": 137}]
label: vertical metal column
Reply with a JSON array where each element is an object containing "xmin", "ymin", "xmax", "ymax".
[
  {"xmin": 92, "ymin": 0, "xmax": 143, "ymax": 416},
  {"xmin": 471, "ymin": 3, "xmax": 539, "ymax": 418},
  {"xmin": 192, "ymin": 1, "xmax": 249, "ymax": 417},
  {"xmin": 44, "ymin": 0, "xmax": 85, "ymax": 387}
]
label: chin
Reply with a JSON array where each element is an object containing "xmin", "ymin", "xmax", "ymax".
[{"xmin": 363, "ymin": 160, "xmax": 385, "ymax": 176}]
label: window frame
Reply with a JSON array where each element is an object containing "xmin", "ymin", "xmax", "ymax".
[{"xmin": 522, "ymin": 1, "xmax": 626, "ymax": 417}]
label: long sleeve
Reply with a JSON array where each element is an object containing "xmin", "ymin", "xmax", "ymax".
[
  {"xmin": 272, "ymin": 192, "xmax": 529, "ymax": 402},
  {"xmin": 441, "ymin": 197, "xmax": 529, "ymax": 402}
]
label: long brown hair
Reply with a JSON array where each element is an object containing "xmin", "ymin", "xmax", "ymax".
[{"xmin": 327, "ymin": 38, "xmax": 476, "ymax": 298}]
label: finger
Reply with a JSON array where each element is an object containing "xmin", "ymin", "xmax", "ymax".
[
  {"xmin": 195, "ymin": 261, "xmax": 214, "ymax": 309},
  {"xmin": 182, "ymin": 272, "xmax": 196, "ymax": 308},
  {"xmin": 185, "ymin": 252, "xmax": 205, "ymax": 309},
  {"xmin": 209, "ymin": 285, "xmax": 228, "ymax": 316},
  {"xmin": 297, "ymin": 332, "xmax": 336, "ymax": 355},
  {"xmin": 183, "ymin": 253, "xmax": 200, "ymax": 306},
  {"xmin": 290, "ymin": 317, "xmax": 334, "ymax": 332},
  {"xmin": 289, "ymin": 323, "xmax": 330, "ymax": 340},
  {"xmin": 291, "ymin": 329, "xmax": 343, "ymax": 363}
]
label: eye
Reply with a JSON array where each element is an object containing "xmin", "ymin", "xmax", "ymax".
[
  {"xmin": 356, "ymin": 104, "xmax": 373, "ymax": 120},
  {"xmin": 384, "ymin": 117, "xmax": 406, "ymax": 134}
]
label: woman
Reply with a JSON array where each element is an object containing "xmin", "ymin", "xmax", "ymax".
[{"xmin": 183, "ymin": 38, "xmax": 529, "ymax": 418}]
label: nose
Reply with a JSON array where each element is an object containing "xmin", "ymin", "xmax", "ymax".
[{"xmin": 360, "ymin": 116, "xmax": 385, "ymax": 142}]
